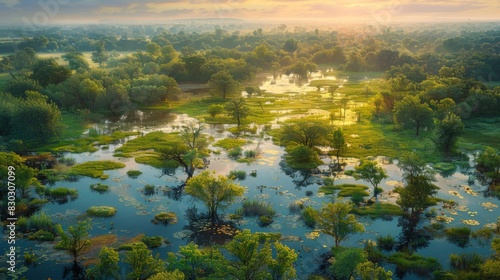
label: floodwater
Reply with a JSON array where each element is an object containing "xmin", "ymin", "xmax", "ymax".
[{"xmin": 2, "ymin": 75, "xmax": 498, "ymax": 280}]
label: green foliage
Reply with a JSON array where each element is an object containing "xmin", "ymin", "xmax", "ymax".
[
  {"xmin": 143, "ymin": 184, "xmax": 156, "ymax": 196},
  {"xmin": 240, "ymin": 200, "xmax": 276, "ymax": 217},
  {"xmin": 226, "ymin": 98, "xmax": 249, "ymax": 127},
  {"xmin": 288, "ymin": 200, "xmax": 305, "ymax": 214},
  {"xmin": 435, "ymin": 113, "xmax": 464, "ymax": 154},
  {"xmin": 126, "ymin": 169, "xmax": 142, "ymax": 178},
  {"xmin": 90, "ymin": 183, "xmax": 109, "ymax": 193},
  {"xmin": 30, "ymin": 58, "xmax": 71, "ymax": 87},
  {"xmin": 167, "ymin": 242, "xmax": 222, "ymax": 280},
  {"xmin": 185, "ymin": 170, "xmax": 244, "ymax": 223},
  {"xmin": 287, "ymin": 145, "xmax": 323, "ymax": 169},
  {"xmin": 476, "ymin": 146, "xmax": 500, "ymax": 183},
  {"xmin": 69, "ymin": 160, "xmax": 125, "ymax": 178},
  {"xmin": 28, "ymin": 230, "xmax": 55, "ymax": 241},
  {"xmin": 229, "ymin": 170, "xmax": 247, "ymax": 180},
  {"xmin": 445, "ymin": 226, "xmax": 472, "ymax": 248},
  {"xmin": 450, "ymin": 253, "xmax": 485, "ymax": 271},
  {"xmin": 207, "ymin": 104, "xmax": 225, "ymax": 117},
  {"xmin": 45, "ymin": 187, "xmax": 78, "ymax": 199},
  {"xmin": 87, "ymin": 206, "xmax": 117, "ymax": 217},
  {"xmin": 280, "ymin": 119, "xmax": 328, "ymax": 149},
  {"xmin": 387, "ymin": 252, "xmax": 441, "ymax": 276},
  {"xmin": 209, "ymin": 70, "xmax": 239, "ymax": 99},
  {"xmin": 148, "ymin": 271, "xmax": 185, "ymax": 280},
  {"xmin": 377, "ymin": 235, "xmax": 396, "ymax": 251},
  {"xmin": 330, "ymin": 247, "xmax": 367, "ymax": 279},
  {"xmin": 86, "ymin": 247, "xmax": 120, "ymax": 280},
  {"xmin": 56, "ymin": 219, "xmax": 92, "ymax": 262},
  {"xmin": 153, "ymin": 212, "xmax": 177, "ymax": 225},
  {"xmin": 355, "ymin": 261, "xmax": 393, "ymax": 280},
  {"xmin": 316, "ymin": 200, "xmax": 365, "ymax": 247},
  {"xmin": 350, "ymin": 202, "xmax": 404, "ymax": 217},
  {"xmin": 258, "ymin": 215, "xmax": 274, "ymax": 227},
  {"xmin": 319, "ymin": 183, "xmax": 369, "ymax": 197},
  {"xmin": 394, "ymin": 95, "xmax": 434, "ymax": 136},
  {"xmin": 125, "ymin": 246, "xmax": 165, "ymax": 280},
  {"xmin": 331, "ymin": 127, "xmax": 347, "ymax": 163},
  {"xmin": 353, "ymin": 160, "xmax": 388, "ymax": 199},
  {"xmin": 302, "ymin": 206, "xmax": 317, "ymax": 228},
  {"xmin": 27, "ymin": 211, "xmax": 55, "ymax": 233},
  {"xmin": 228, "ymin": 147, "xmax": 243, "ymax": 159},
  {"xmin": 141, "ymin": 236, "xmax": 163, "ymax": 248}
]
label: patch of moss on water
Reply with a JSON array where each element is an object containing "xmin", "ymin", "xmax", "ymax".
[
  {"xmin": 142, "ymin": 236, "xmax": 164, "ymax": 248},
  {"xmin": 433, "ymin": 162, "xmax": 457, "ymax": 172},
  {"xmin": 350, "ymin": 202, "xmax": 404, "ymax": 217},
  {"xmin": 387, "ymin": 252, "xmax": 441, "ymax": 276},
  {"xmin": 45, "ymin": 187, "xmax": 78, "ymax": 199},
  {"xmin": 28, "ymin": 230, "xmax": 55, "ymax": 241},
  {"xmin": 127, "ymin": 170, "xmax": 142, "ymax": 178},
  {"xmin": 118, "ymin": 242, "xmax": 148, "ymax": 251},
  {"xmin": 70, "ymin": 161, "xmax": 125, "ymax": 178},
  {"xmin": 90, "ymin": 183, "xmax": 109, "ymax": 193},
  {"xmin": 153, "ymin": 212, "xmax": 177, "ymax": 225},
  {"xmin": 214, "ymin": 138, "xmax": 248, "ymax": 150},
  {"xmin": 87, "ymin": 206, "xmax": 117, "ymax": 217},
  {"xmin": 319, "ymin": 184, "xmax": 369, "ymax": 197}
]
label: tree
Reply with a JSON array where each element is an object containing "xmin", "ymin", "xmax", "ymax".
[
  {"xmin": 62, "ymin": 51, "xmax": 90, "ymax": 71},
  {"xmin": 0, "ymin": 152, "xmax": 38, "ymax": 199},
  {"xmin": 283, "ymin": 39, "xmax": 298, "ymax": 56},
  {"xmin": 226, "ymin": 98, "xmax": 249, "ymax": 127},
  {"xmin": 167, "ymin": 242, "xmax": 222, "ymax": 280},
  {"xmin": 86, "ymin": 247, "xmax": 120, "ymax": 280},
  {"xmin": 353, "ymin": 160, "xmax": 388, "ymax": 200},
  {"xmin": 208, "ymin": 71, "xmax": 239, "ymax": 99},
  {"xmin": 158, "ymin": 140, "xmax": 201, "ymax": 180},
  {"xmin": 125, "ymin": 245, "xmax": 165, "ymax": 280},
  {"xmin": 394, "ymin": 95, "xmax": 434, "ymax": 136},
  {"xmin": 316, "ymin": 200, "xmax": 365, "ymax": 247},
  {"xmin": 396, "ymin": 152, "xmax": 439, "ymax": 215},
  {"xmin": 435, "ymin": 113, "xmax": 464, "ymax": 155},
  {"xmin": 99, "ymin": 84, "xmax": 130, "ymax": 114},
  {"xmin": 180, "ymin": 121, "xmax": 208, "ymax": 150},
  {"xmin": 281, "ymin": 119, "xmax": 328, "ymax": 149},
  {"xmin": 11, "ymin": 92, "xmax": 63, "ymax": 144},
  {"xmin": 331, "ymin": 128, "xmax": 347, "ymax": 164},
  {"xmin": 149, "ymin": 271, "xmax": 185, "ymax": 280},
  {"xmin": 30, "ymin": 58, "xmax": 71, "ymax": 87},
  {"xmin": 476, "ymin": 147, "xmax": 500, "ymax": 184},
  {"xmin": 56, "ymin": 219, "xmax": 92, "ymax": 263},
  {"xmin": 355, "ymin": 261, "xmax": 393, "ymax": 280},
  {"xmin": 330, "ymin": 248, "xmax": 367, "ymax": 280},
  {"xmin": 185, "ymin": 170, "xmax": 244, "ymax": 223},
  {"xmin": 4, "ymin": 77, "xmax": 42, "ymax": 98},
  {"xmin": 221, "ymin": 229, "xmax": 297, "ymax": 280},
  {"xmin": 207, "ymin": 104, "xmax": 225, "ymax": 117},
  {"xmin": 91, "ymin": 41, "xmax": 109, "ymax": 67}
]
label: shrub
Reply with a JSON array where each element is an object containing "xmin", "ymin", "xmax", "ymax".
[
  {"xmin": 90, "ymin": 183, "xmax": 109, "ymax": 193},
  {"xmin": 153, "ymin": 212, "xmax": 177, "ymax": 225},
  {"xmin": 377, "ymin": 235, "xmax": 396, "ymax": 251},
  {"xmin": 228, "ymin": 147, "xmax": 242, "ymax": 159},
  {"xmin": 229, "ymin": 170, "xmax": 247, "ymax": 180},
  {"xmin": 288, "ymin": 200, "xmax": 305, "ymax": 214},
  {"xmin": 144, "ymin": 184, "xmax": 156, "ymax": 196},
  {"xmin": 24, "ymin": 251, "xmax": 38, "ymax": 265},
  {"xmin": 142, "ymin": 236, "xmax": 163, "ymax": 248},
  {"xmin": 351, "ymin": 193, "xmax": 365, "ymax": 206},
  {"xmin": 45, "ymin": 187, "xmax": 78, "ymax": 199},
  {"xmin": 127, "ymin": 170, "xmax": 142, "ymax": 178},
  {"xmin": 449, "ymin": 253, "xmax": 485, "ymax": 271},
  {"xmin": 28, "ymin": 230, "xmax": 55, "ymax": 241},
  {"xmin": 59, "ymin": 156, "xmax": 76, "ymax": 166},
  {"xmin": 364, "ymin": 240, "xmax": 384, "ymax": 263},
  {"xmin": 240, "ymin": 200, "xmax": 276, "ymax": 217},
  {"xmin": 17, "ymin": 216, "xmax": 28, "ymax": 232},
  {"xmin": 28, "ymin": 212, "xmax": 55, "ymax": 233},
  {"xmin": 387, "ymin": 252, "xmax": 441, "ymax": 276},
  {"xmin": 244, "ymin": 150, "xmax": 257, "ymax": 158},
  {"xmin": 302, "ymin": 206, "xmax": 317, "ymax": 228},
  {"xmin": 87, "ymin": 206, "xmax": 117, "ymax": 217},
  {"xmin": 118, "ymin": 242, "xmax": 147, "ymax": 251},
  {"xmin": 258, "ymin": 215, "xmax": 274, "ymax": 227},
  {"xmin": 445, "ymin": 226, "xmax": 472, "ymax": 248}
]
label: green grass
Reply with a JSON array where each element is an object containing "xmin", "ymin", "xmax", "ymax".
[
  {"xmin": 127, "ymin": 170, "xmax": 143, "ymax": 178},
  {"xmin": 318, "ymin": 183, "xmax": 370, "ymax": 197},
  {"xmin": 69, "ymin": 161, "xmax": 125, "ymax": 178},
  {"xmin": 90, "ymin": 183, "xmax": 110, "ymax": 193},
  {"xmin": 114, "ymin": 131, "xmax": 180, "ymax": 168},
  {"xmin": 87, "ymin": 206, "xmax": 117, "ymax": 217},
  {"xmin": 153, "ymin": 212, "xmax": 177, "ymax": 224},
  {"xmin": 459, "ymin": 117, "xmax": 500, "ymax": 150},
  {"xmin": 350, "ymin": 202, "xmax": 404, "ymax": 217},
  {"xmin": 214, "ymin": 138, "xmax": 248, "ymax": 150},
  {"xmin": 387, "ymin": 252, "xmax": 441, "ymax": 275}
]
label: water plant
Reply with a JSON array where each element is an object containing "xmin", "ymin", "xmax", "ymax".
[
  {"xmin": 376, "ymin": 235, "xmax": 396, "ymax": 251},
  {"xmin": 257, "ymin": 215, "xmax": 274, "ymax": 227},
  {"xmin": 69, "ymin": 160, "xmax": 125, "ymax": 178},
  {"xmin": 90, "ymin": 183, "xmax": 109, "ymax": 193},
  {"xmin": 445, "ymin": 226, "xmax": 472, "ymax": 248},
  {"xmin": 387, "ymin": 252, "xmax": 441, "ymax": 276},
  {"xmin": 142, "ymin": 236, "xmax": 163, "ymax": 248},
  {"xmin": 87, "ymin": 206, "xmax": 117, "ymax": 217},
  {"xmin": 229, "ymin": 170, "xmax": 247, "ymax": 180},
  {"xmin": 302, "ymin": 206, "xmax": 317, "ymax": 228},
  {"xmin": 28, "ymin": 230, "xmax": 55, "ymax": 241},
  {"xmin": 127, "ymin": 170, "xmax": 142, "ymax": 178},
  {"xmin": 239, "ymin": 200, "xmax": 276, "ymax": 217},
  {"xmin": 449, "ymin": 253, "xmax": 485, "ymax": 271},
  {"xmin": 153, "ymin": 212, "xmax": 177, "ymax": 225},
  {"xmin": 144, "ymin": 184, "xmax": 156, "ymax": 196},
  {"xmin": 288, "ymin": 200, "xmax": 305, "ymax": 214},
  {"xmin": 27, "ymin": 212, "xmax": 56, "ymax": 233}
]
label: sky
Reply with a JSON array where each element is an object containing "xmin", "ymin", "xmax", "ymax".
[{"xmin": 0, "ymin": 0, "xmax": 498, "ymax": 25}]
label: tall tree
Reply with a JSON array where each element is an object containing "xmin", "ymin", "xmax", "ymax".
[
  {"xmin": 353, "ymin": 160, "xmax": 388, "ymax": 200},
  {"xmin": 56, "ymin": 219, "xmax": 92, "ymax": 263},
  {"xmin": 331, "ymin": 128, "xmax": 347, "ymax": 164},
  {"xmin": 158, "ymin": 140, "xmax": 201, "ymax": 180},
  {"xmin": 125, "ymin": 245, "xmax": 165, "ymax": 280},
  {"xmin": 185, "ymin": 170, "xmax": 244, "ymax": 223},
  {"xmin": 476, "ymin": 147, "xmax": 500, "ymax": 185},
  {"xmin": 62, "ymin": 51, "xmax": 90, "ymax": 71},
  {"xmin": 281, "ymin": 119, "xmax": 328, "ymax": 149},
  {"xmin": 316, "ymin": 200, "xmax": 365, "ymax": 247},
  {"xmin": 208, "ymin": 71, "xmax": 239, "ymax": 99},
  {"xmin": 435, "ymin": 113, "xmax": 464, "ymax": 155},
  {"xmin": 86, "ymin": 247, "xmax": 120, "ymax": 280},
  {"xmin": 226, "ymin": 98, "xmax": 249, "ymax": 127},
  {"xmin": 30, "ymin": 58, "xmax": 71, "ymax": 87},
  {"xmin": 396, "ymin": 152, "xmax": 439, "ymax": 215},
  {"xmin": 394, "ymin": 95, "xmax": 434, "ymax": 136}
]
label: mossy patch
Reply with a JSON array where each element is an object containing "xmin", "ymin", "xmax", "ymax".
[
  {"xmin": 127, "ymin": 170, "xmax": 142, "ymax": 178},
  {"xmin": 87, "ymin": 206, "xmax": 117, "ymax": 217},
  {"xmin": 319, "ymin": 184, "xmax": 369, "ymax": 197},
  {"xmin": 214, "ymin": 138, "xmax": 248, "ymax": 150},
  {"xmin": 90, "ymin": 183, "xmax": 109, "ymax": 193},
  {"xmin": 153, "ymin": 212, "xmax": 177, "ymax": 225},
  {"xmin": 350, "ymin": 202, "xmax": 404, "ymax": 217},
  {"xmin": 70, "ymin": 161, "xmax": 125, "ymax": 178},
  {"xmin": 142, "ymin": 236, "xmax": 163, "ymax": 248},
  {"xmin": 433, "ymin": 162, "xmax": 457, "ymax": 172},
  {"xmin": 28, "ymin": 230, "xmax": 55, "ymax": 241}
]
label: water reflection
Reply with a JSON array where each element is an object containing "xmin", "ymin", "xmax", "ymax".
[{"xmin": 396, "ymin": 215, "xmax": 432, "ymax": 253}]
